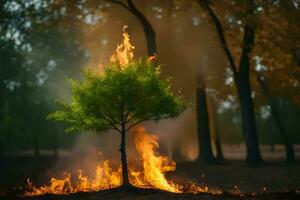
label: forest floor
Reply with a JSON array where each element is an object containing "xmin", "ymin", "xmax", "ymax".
[
  {"xmin": 2, "ymin": 186, "xmax": 300, "ymax": 200},
  {"xmin": 0, "ymin": 146, "xmax": 300, "ymax": 199}
]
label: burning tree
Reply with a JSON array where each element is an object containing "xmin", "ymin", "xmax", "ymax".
[{"xmin": 48, "ymin": 27, "xmax": 187, "ymax": 188}]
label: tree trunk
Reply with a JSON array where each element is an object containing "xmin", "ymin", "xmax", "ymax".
[
  {"xmin": 120, "ymin": 124, "xmax": 130, "ymax": 186},
  {"xmin": 207, "ymin": 97, "xmax": 225, "ymax": 162},
  {"xmin": 258, "ymin": 78, "xmax": 295, "ymax": 163},
  {"xmin": 199, "ymin": 0, "xmax": 262, "ymax": 164},
  {"xmin": 273, "ymin": 109, "xmax": 295, "ymax": 163},
  {"xmin": 214, "ymin": 137, "xmax": 225, "ymax": 161},
  {"xmin": 196, "ymin": 87, "xmax": 215, "ymax": 163},
  {"xmin": 238, "ymin": 20, "xmax": 262, "ymax": 164},
  {"xmin": 237, "ymin": 76, "xmax": 262, "ymax": 163},
  {"xmin": 127, "ymin": 0, "xmax": 156, "ymax": 56},
  {"xmin": 234, "ymin": 0, "xmax": 262, "ymax": 164}
]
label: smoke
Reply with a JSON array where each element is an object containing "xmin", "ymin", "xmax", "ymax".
[{"xmin": 46, "ymin": 0, "xmax": 229, "ymax": 168}]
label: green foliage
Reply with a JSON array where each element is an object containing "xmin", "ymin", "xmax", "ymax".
[{"xmin": 48, "ymin": 58, "xmax": 187, "ymax": 133}]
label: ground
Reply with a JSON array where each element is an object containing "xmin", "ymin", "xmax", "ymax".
[
  {"xmin": 2, "ymin": 186, "xmax": 300, "ymax": 200},
  {"xmin": 0, "ymin": 145, "xmax": 300, "ymax": 199}
]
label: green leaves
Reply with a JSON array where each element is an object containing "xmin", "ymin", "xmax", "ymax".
[{"xmin": 48, "ymin": 58, "xmax": 187, "ymax": 134}]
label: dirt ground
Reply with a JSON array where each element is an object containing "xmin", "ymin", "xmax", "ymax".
[
  {"xmin": 2, "ymin": 186, "xmax": 300, "ymax": 200},
  {"xmin": 0, "ymin": 146, "xmax": 300, "ymax": 199}
]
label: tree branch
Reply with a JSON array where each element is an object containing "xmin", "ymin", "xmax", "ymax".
[
  {"xmin": 198, "ymin": 0, "xmax": 239, "ymax": 80},
  {"xmin": 124, "ymin": 111, "xmax": 131, "ymax": 123},
  {"xmin": 125, "ymin": 117, "xmax": 150, "ymax": 132},
  {"xmin": 126, "ymin": 0, "xmax": 157, "ymax": 55},
  {"xmin": 125, "ymin": 115, "xmax": 170, "ymax": 132},
  {"xmin": 105, "ymin": 0, "xmax": 132, "ymax": 12}
]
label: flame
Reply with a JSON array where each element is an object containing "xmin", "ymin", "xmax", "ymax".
[
  {"xmin": 110, "ymin": 26, "xmax": 135, "ymax": 68},
  {"xmin": 25, "ymin": 161, "xmax": 122, "ymax": 196},
  {"xmin": 132, "ymin": 126, "xmax": 180, "ymax": 192},
  {"xmin": 147, "ymin": 55, "xmax": 156, "ymax": 62},
  {"xmin": 25, "ymin": 126, "xmax": 220, "ymax": 196},
  {"xmin": 25, "ymin": 174, "xmax": 72, "ymax": 196}
]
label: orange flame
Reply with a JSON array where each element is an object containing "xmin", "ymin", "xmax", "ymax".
[
  {"xmin": 110, "ymin": 26, "xmax": 135, "ymax": 68},
  {"xmin": 25, "ymin": 126, "xmax": 220, "ymax": 196},
  {"xmin": 132, "ymin": 126, "xmax": 180, "ymax": 192}
]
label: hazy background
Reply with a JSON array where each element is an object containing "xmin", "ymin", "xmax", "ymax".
[{"xmin": 1, "ymin": 0, "xmax": 300, "ymax": 163}]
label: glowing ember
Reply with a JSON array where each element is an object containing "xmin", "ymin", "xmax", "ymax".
[{"xmin": 25, "ymin": 126, "xmax": 218, "ymax": 196}]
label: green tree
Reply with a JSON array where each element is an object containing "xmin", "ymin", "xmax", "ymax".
[{"xmin": 48, "ymin": 55, "xmax": 186, "ymax": 187}]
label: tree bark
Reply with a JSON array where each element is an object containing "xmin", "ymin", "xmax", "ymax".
[
  {"xmin": 126, "ymin": 0, "xmax": 156, "ymax": 56},
  {"xmin": 196, "ymin": 87, "xmax": 215, "ymax": 163},
  {"xmin": 214, "ymin": 137, "xmax": 225, "ymax": 161},
  {"xmin": 120, "ymin": 124, "xmax": 130, "ymax": 186},
  {"xmin": 273, "ymin": 108, "xmax": 295, "ymax": 163},
  {"xmin": 238, "ymin": 19, "xmax": 262, "ymax": 163},
  {"xmin": 258, "ymin": 78, "xmax": 295, "ymax": 163},
  {"xmin": 207, "ymin": 99, "xmax": 225, "ymax": 162},
  {"xmin": 237, "ymin": 75, "xmax": 262, "ymax": 163},
  {"xmin": 198, "ymin": 0, "xmax": 262, "ymax": 164}
]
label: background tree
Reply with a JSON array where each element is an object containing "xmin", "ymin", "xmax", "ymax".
[
  {"xmin": 198, "ymin": 0, "xmax": 262, "ymax": 164},
  {"xmin": 197, "ymin": 0, "xmax": 300, "ymax": 163},
  {"xmin": 0, "ymin": 0, "xmax": 87, "ymax": 156},
  {"xmin": 196, "ymin": 75, "xmax": 215, "ymax": 162}
]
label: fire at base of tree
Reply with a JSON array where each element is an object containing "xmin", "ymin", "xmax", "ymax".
[{"xmin": 25, "ymin": 126, "xmax": 218, "ymax": 196}]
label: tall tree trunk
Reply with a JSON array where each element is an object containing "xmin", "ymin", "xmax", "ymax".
[
  {"xmin": 126, "ymin": 0, "xmax": 156, "ymax": 56},
  {"xmin": 214, "ymin": 136, "xmax": 224, "ymax": 161},
  {"xmin": 120, "ymin": 124, "xmax": 130, "ymax": 186},
  {"xmin": 272, "ymin": 108, "xmax": 295, "ymax": 163},
  {"xmin": 207, "ymin": 99, "xmax": 225, "ymax": 161},
  {"xmin": 258, "ymin": 78, "xmax": 295, "ymax": 163},
  {"xmin": 238, "ymin": 20, "xmax": 262, "ymax": 163},
  {"xmin": 237, "ymin": 75, "xmax": 261, "ymax": 163},
  {"xmin": 272, "ymin": 107, "xmax": 295, "ymax": 163},
  {"xmin": 196, "ymin": 86, "xmax": 215, "ymax": 163},
  {"xmin": 198, "ymin": 0, "xmax": 262, "ymax": 164}
]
